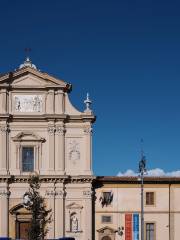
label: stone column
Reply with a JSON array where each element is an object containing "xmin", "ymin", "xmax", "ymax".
[
  {"xmin": 0, "ymin": 184, "xmax": 10, "ymax": 237},
  {"xmin": 48, "ymin": 125, "xmax": 55, "ymax": 173},
  {"xmin": 55, "ymin": 126, "xmax": 65, "ymax": 174},
  {"xmin": 83, "ymin": 189, "xmax": 93, "ymax": 240},
  {"xmin": 0, "ymin": 125, "xmax": 8, "ymax": 175},
  {"xmin": 84, "ymin": 126, "xmax": 93, "ymax": 175},
  {"xmin": 54, "ymin": 183, "xmax": 65, "ymax": 238}
]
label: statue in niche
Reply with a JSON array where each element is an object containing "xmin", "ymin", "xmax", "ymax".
[{"xmin": 70, "ymin": 214, "xmax": 78, "ymax": 232}]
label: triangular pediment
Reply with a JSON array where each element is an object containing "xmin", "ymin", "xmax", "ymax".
[
  {"xmin": 12, "ymin": 131, "xmax": 45, "ymax": 142},
  {"xmin": 66, "ymin": 202, "xmax": 83, "ymax": 209},
  {"xmin": 0, "ymin": 66, "xmax": 71, "ymax": 91}
]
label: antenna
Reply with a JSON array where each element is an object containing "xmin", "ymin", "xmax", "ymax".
[
  {"xmin": 140, "ymin": 138, "xmax": 144, "ymax": 158},
  {"xmin": 24, "ymin": 48, "xmax": 31, "ymax": 58}
]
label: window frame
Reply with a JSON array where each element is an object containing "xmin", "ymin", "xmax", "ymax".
[
  {"xmin": 101, "ymin": 215, "xmax": 113, "ymax": 224},
  {"xmin": 145, "ymin": 191, "xmax": 156, "ymax": 206},
  {"xmin": 21, "ymin": 145, "xmax": 35, "ymax": 172},
  {"xmin": 145, "ymin": 222, "xmax": 156, "ymax": 240}
]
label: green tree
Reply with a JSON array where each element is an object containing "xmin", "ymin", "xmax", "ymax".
[{"xmin": 23, "ymin": 174, "xmax": 52, "ymax": 240}]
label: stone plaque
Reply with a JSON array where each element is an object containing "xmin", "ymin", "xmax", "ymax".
[{"xmin": 14, "ymin": 95, "xmax": 43, "ymax": 112}]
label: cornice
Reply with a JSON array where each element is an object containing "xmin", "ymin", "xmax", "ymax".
[{"xmin": 0, "ymin": 175, "xmax": 96, "ymax": 184}]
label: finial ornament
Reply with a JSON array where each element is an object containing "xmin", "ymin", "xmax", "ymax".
[
  {"xmin": 84, "ymin": 93, "xmax": 92, "ymax": 113},
  {"xmin": 19, "ymin": 49, "xmax": 37, "ymax": 69}
]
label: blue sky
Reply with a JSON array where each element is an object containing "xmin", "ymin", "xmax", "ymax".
[{"xmin": 1, "ymin": 0, "xmax": 180, "ymax": 176}]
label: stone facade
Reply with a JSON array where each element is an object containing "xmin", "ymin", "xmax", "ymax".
[
  {"xmin": 1, "ymin": 59, "xmax": 180, "ymax": 240},
  {"xmin": 0, "ymin": 58, "xmax": 95, "ymax": 240}
]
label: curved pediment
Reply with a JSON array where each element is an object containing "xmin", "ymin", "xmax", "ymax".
[
  {"xmin": 97, "ymin": 226, "xmax": 117, "ymax": 234},
  {"xmin": 66, "ymin": 202, "xmax": 83, "ymax": 209},
  {"xmin": 9, "ymin": 203, "xmax": 30, "ymax": 215},
  {"xmin": 12, "ymin": 131, "xmax": 45, "ymax": 142}
]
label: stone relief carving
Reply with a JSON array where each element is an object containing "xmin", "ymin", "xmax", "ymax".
[
  {"xmin": 48, "ymin": 126, "xmax": 56, "ymax": 135},
  {"xmin": 83, "ymin": 190, "xmax": 93, "ymax": 197},
  {"xmin": 68, "ymin": 140, "xmax": 80, "ymax": 165},
  {"xmin": 0, "ymin": 126, "xmax": 9, "ymax": 133},
  {"xmin": 56, "ymin": 126, "xmax": 65, "ymax": 135},
  {"xmin": 0, "ymin": 190, "xmax": 10, "ymax": 198},
  {"xmin": 46, "ymin": 190, "xmax": 64, "ymax": 197},
  {"xmin": 84, "ymin": 127, "xmax": 93, "ymax": 134},
  {"xmin": 14, "ymin": 95, "xmax": 43, "ymax": 112}
]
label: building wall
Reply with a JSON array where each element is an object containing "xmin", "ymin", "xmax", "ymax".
[{"xmin": 95, "ymin": 182, "xmax": 180, "ymax": 240}]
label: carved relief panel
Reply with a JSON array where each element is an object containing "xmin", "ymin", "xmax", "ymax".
[
  {"xmin": 13, "ymin": 95, "xmax": 43, "ymax": 113},
  {"xmin": 66, "ymin": 138, "xmax": 83, "ymax": 172}
]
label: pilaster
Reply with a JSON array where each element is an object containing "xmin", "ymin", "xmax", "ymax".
[
  {"xmin": 0, "ymin": 183, "xmax": 10, "ymax": 237},
  {"xmin": 84, "ymin": 126, "xmax": 93, "ymax": 175},
  {"xmin": 48, "ymin": 124, "xmax": 55, "ymax": 172},
  {"xmin": 55, "ymin": 125, "xmax": 65, "ymax": 175},
  {"xmin": 0, "ymin": 125, "xmax": 9, "ymax": 175}
]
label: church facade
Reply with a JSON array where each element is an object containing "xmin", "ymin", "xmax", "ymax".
[
  {"xmin": 0, "ymin": 58, "xmax": 95, "ymax": 240},
  {"xmin": 1, "ymin": 59, "xmax": 180, "ymax": 240}
]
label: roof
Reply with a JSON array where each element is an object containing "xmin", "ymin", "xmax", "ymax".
[{"xmin": 96, "ymin": 176, "xmax": 180, "ymax": 184}]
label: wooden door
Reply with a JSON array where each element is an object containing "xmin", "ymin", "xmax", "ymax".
[{"xmin": 18, "ymin": 222, "xmax": 31, "ymax": 240}]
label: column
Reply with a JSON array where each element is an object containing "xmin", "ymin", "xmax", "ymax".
[
  {"xmin": 0, "ymin": 184, "xmax": 9, "ymax": 237},
  {"xmin": 84, "ymin": 126, "xmax": 93, "ymax": 175},
  {"xmin": 48, "ymin": 124, "xmax": 55, "ymax": 172},
  {"xmin": 55, "ymin": 183, "xmax": 65, "ymax": 238},
  {"xmin": 0, "ymin": 125, "xmax": 8, "ymax": 175},
  {"xmin": 55, "ymin": 125, "xmax": 65, "ymax": 174},
  {"xmin": 83, "ymin": 188, "xmax": 93, "ymax": 240}
]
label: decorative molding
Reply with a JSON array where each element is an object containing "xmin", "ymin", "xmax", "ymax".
[
  {"xmin": 56, "ymin": 126, "xmax": 65, "ymax": 136},
  {"xmin": 0, "ymin": 126, "xmax": 9, "ymax": 133},
  {"xmin": 48, "ymin": 126, "xmax": 56, "ymax": 135},
  {"xmin": 84, "ymin": 127, "xmax": 93, "ymax": 135},
  {"xmin": 45, "ymin": 189, "xmax": 65, "ymax": 198},
  {"xmin": 12, "ymin": 131, "xmax": 45, "ymax": 142},
  {"xmin": 83, "ymin": 190, "xmax": 93, "ymax": 198},
  {"xmin": 0, "ymin": 190, "xmax": 10, "ymax": 198}
]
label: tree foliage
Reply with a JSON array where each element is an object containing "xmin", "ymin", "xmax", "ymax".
[{"xmin": 24, "ymin": 174, "xmax": 52, "ymax": 240}]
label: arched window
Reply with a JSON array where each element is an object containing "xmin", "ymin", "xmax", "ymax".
[
  {"xmin": 101, "ymin": 236, "xmax": 111, "ymax": 240},
  {"xmin": 70, "ymin": 212, "xmax": 78, "ymax": 232}
]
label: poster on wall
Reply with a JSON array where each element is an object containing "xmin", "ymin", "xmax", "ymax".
[
  {"xmin": 125, "ymin": 214, "xmax": 132, "ymax": 240},
  {"xmin": 133, "ymin": 214, "xmax": 139, "ymax": 240}
]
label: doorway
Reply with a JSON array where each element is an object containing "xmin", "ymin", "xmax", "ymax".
[{"xmin": 16, "ymin": 221, "xmax": 31, "ymax": 240}]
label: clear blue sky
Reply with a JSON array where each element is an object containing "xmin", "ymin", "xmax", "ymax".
[{"xmin": 1, "ymin": 0, "xmax": 180, "ymax": 176}]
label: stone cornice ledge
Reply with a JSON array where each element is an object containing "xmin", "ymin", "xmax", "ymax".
[{"xmin": 0, "ymin": 175, "xmax": 96, "ymax": 184}]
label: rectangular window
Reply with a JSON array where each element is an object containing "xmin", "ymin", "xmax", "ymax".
[
  {"xmin": 101, "ymin": 215, "xmax": 112, "ymax": 223},
  {"xmin": 146, "ymin": 223, "xmax": 155, "ymax": 240},
  {"xmin": 146, "ymin": 192, "xmax": 155, "ymax": 205},
  {"xmin": 22, "ymin": 147, "xmax": 34, "ymax": 172}
]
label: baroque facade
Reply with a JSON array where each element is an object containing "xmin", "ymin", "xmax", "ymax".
[
  {"xmin": 0, "ymin": 58, "xmax": 95, "ymax": 240},
  {"xmin": 1, "ymin": 59, "xmax": 180, "ymax": 240}
]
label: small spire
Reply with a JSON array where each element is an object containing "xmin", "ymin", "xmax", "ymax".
[{"xmin": 84, "ymin": 93, "xmax": 92, "ymax": 113}]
